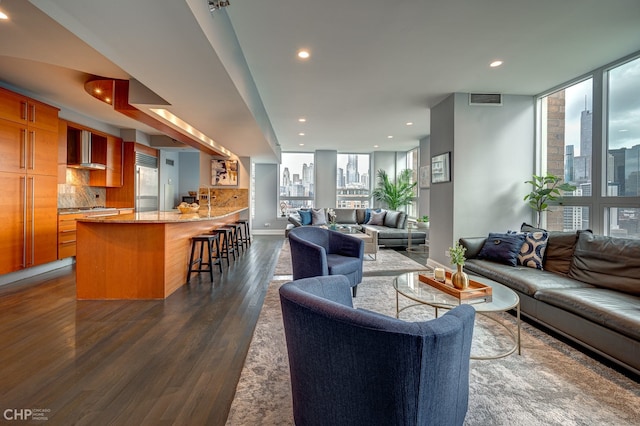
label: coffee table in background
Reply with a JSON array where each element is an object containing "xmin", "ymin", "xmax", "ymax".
[
  {"xmin": 393, "ymin": 271, "xmax": 521, "ymax": 360},
  {"xmin": 334, "ymin": 225, "xmax": 378, "ymax": 260}
]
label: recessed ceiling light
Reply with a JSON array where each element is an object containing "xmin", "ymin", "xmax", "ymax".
[
  {"xmin": 406, "ymin": 122, "xmax": 413, "ymax": 126},
  {"xmin": 299, "ymin": 143, "xmax": 305, "ymax": 146},
  {"xmin": 298, "ymin": 132, "xmax": 305, "ymax": 136},
  {"xmin": 373, "ymin": 145, "xmax": 379, "ymax": 148},
  {"xmin": 0, "ymin": 11, "xmax": 9, "ymax": 20},
  {"xmin": 490, "ymin": 60, "xmax": 503, "ymax": 68},
  {"xmin": 298, "ymin": 117, "xmax": 307, "ymax": 123},
  {"xmin": 297, "ymin": 50, "xmax": 310, "ymax": 59},
  {"xmin": 387, "ymin": 135, "xmax": 393, "ymax": 139}
]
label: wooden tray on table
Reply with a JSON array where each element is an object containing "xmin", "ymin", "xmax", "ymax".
[{"xmin": 419, "ymin": 271, "xmax": 492, "ymax": 302}]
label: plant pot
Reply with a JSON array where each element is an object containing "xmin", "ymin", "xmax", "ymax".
[
  {"xmin": 416, "ymin": 221, "xmax": 428, "ymax": 229},
  {"xmin": 451, "ymin": 264, "xmax": 469, "ymax": 290}
]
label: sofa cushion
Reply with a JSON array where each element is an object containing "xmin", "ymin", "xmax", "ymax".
[
  {"xmin": 364, "ymin": 208, "xmax": 381, "ymax": 224},
  {"xmin": 383, "ymin": 210, "xmax": 404, "ymax": 228},
  {"xmin": 311, "ymin": 208, "xmax": 327, "ymax": 225},
  {"xmin": 334, "ymin": 209, "xmax": 357, "ymax": 224},
  {"xmin": 298, "ymin": 209, "xmax": 312, "ymax": 225},
  {"xmin": 367, "ymin": 210, "xmax": 386, "ymax": 225},
  {"xmin": 568, "ymin": 233, "xmax": 640, "ymax": 296},
  {"xmin": 517, "ymin": 231, "xmax": 549, "ymax": 270},
  {"xmin": 477, "ymin": 233, "xmax": 526, "ymax": 267},
  {"xmin": 464, "ymin": 259, "xmax": 593, "ymax": 297},
  {"xmin": 534, "ymin": 287, "xmax": 640, "ymax": 341}
]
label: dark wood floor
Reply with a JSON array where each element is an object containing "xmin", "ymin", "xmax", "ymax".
[{"xmin": 0, "ymin": 235, "xmax": 285, "ymax": 426}]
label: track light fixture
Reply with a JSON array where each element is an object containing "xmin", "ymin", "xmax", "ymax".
[{"xmin": 208, "ymin": 0, "xmax": 230, "ymax": 12}]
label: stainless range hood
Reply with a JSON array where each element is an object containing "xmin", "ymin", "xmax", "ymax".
[{"xmin": 67, "ymin": 130, "xmax": 107, "ymax": 170}]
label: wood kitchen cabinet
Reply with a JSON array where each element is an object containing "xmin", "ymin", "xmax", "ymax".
[
  {"xmin": 89, "ymin": 134, "xmax": 123, "ymax": 187},
  {"xmin": 0, "ymin": 87, "xmax": 59, "ymax": 274},
  {"xmin": 58, "ymin": 209, "xmax": 130, "ymax": 259},
  {"xmin": 0, "ymin": 172, "xmax": 57, "ymax": 274}
]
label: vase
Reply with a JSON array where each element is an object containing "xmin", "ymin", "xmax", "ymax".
[{"xmin": 451, "ymin": 264, "xmax": 469, "ymax": 290}]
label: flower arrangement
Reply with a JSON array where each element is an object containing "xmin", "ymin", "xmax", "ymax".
[
  {"xmin": 327, "ymin": 208, "xmax": 336, "ymax": 226},
  {"xmin": 448, "ymin": 242, "xmax": 467, "ymax": 266}
]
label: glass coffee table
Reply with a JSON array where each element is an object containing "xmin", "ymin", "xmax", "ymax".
[{"xmin": 393, "ymin": 271, "xmax": 521, "ymax": 360}]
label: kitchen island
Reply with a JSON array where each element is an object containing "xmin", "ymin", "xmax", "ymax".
[{"xmin": 75, "ymin": 208, "xmax": 247, "ymax": 299}]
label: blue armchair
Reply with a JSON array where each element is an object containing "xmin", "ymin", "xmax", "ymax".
[
  {"xmin": 288, "ymin": 226, "xmax": 364, "ymax": 296},
  {"xmin": 279, "ymin": 275, "xmax": 475, "ymax": 426}
]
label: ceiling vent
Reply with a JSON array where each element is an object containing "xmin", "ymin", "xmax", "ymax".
[{"xmin": 469, "ymin": 93, "xmax": 502, "ymax": 106}]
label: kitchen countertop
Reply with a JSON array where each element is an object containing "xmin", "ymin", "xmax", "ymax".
[
  {"xmin": 76, "ymin": 207, "xmax": 247, "ymax": 224},
  {"xmin": 58, "ymin": 207, "xmax": 128, "ymax": 215}
]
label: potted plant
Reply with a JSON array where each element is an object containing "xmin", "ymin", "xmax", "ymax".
[
  {"xmin": 524, "ymin": 173, "xmax": 577, "ymax": 227},
  {"xmin": 372, "ymin": 169, "xmax": 417, "ymax": 211},
  {"xmin": 416, "ymin": 215, "xmax": 429, "ymax": 229},
  {"xmin": 448, "ymin": 242, "xmax": 468, "ymax": 289}
]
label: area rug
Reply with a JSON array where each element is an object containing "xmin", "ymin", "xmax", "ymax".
[
  {"xmin": 273, "ymin": 240, "xmax": 429, "ymax": 277},
  {"xmin": 226, "ymin": 277, "xmax": 640, "ymax": 426}
]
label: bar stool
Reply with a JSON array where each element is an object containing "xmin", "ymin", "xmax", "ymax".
[
  {"xmin": 236, "ymin": 219, "xmax": 251, "ymax": 248},
  {"xmin": 186, "ymin": 234, "xmax": 222, "ymax": 283},
  {"xmin": 211, "ymin": 227, "xmax": 234, "ymax": 266},
  {"xmin": 227, "ymin": 223, "xmax": 242, "ymax": 256}
]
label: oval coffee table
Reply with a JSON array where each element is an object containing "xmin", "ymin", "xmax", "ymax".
[{"xmin": 394, "ymin": 271, "xmax": 521, "ymax": 360}]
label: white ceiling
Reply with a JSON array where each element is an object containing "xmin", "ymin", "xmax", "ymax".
[{"xmin": 0, "ymin": 0, "xmax": 639, "ymax": 162}]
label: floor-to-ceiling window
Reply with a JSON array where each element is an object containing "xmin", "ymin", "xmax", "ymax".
[
  {"xmin": 406, "ymin": 148, "xmax": 419, "ymax": 217},
  {"xmin": 336, "ymin": 153, "xmax": 370, "ymax": 208},
  {"xmin": 279, "ymin": 152, "xmax": 315, "ymax": 215},
  {"xmin": 536, "ymin": 52, "xmax": 640, "ymax": 237},
  {"xmin": 605, "ymin": 56, "xmax": 640, "ymax": 238}
]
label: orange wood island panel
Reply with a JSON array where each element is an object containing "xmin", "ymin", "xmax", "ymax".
[{"xmin": 75, "ymin": 208, "xmax": 245, "ymax": 299}]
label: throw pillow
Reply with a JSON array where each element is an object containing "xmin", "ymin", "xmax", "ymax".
[
  {"xmin": 367, "ymin": 210, "xmax": 386, "ymax": 225},
  {"xmin": 364, "ymin": 208, "xmax": 381, "ymax": 224},
  {"xmin": 298, "ymin": 209, "xmax": 312, "ymax": 225},
  {"xmin": 383, "ymin": 210, "xmax": 402, "ymax": 228},
  {"xmin": 334, "ymin": 209, "xmax": 357, "ymax": 224},
  {"xmin": 477, "ymin": 232, "xmax": 527, "ymax": 267},
  {"xmin": 311, "ymin": 208, "xmax": 327, "ymax": 225},
  {"xmin": 518, "ymin": 231, "xmax": 549, "ymax": 270}
]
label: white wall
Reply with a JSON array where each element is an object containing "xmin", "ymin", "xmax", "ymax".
[
  {"xmin": 253, "ymin": 163, "xmax": 281, "ymax": 233},
  {"xmin": 418, "ymin": 135, "xmax": 431, "ymax": 217},
  {"xmin": 159, "ymin": 150, "xmax": 180, "ymax": 210},
  {"xmin": 315, "ymin": 150, "xmax": 338, "ymax": 208},
  {"xmin": 179, "ymin": 152, "xmax": 200, "ymax": 196},
  {"xmin": 429, "ymin": 93, "xmax": 535, "ymax": 268}
]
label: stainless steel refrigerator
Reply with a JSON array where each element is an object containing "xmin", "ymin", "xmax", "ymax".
[{"xmin": 135, "ymin": 154, "xmax": 159, "ymax": 212}]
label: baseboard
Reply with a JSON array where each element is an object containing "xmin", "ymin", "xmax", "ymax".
[
  {"xmin": 252, "ymin": 229, "xmax": 286, "ymax": 236},
  {"xmin": 0, "ymin": 258, "xmax": 75, "ymax": 287}
]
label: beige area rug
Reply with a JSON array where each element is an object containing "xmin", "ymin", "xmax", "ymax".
[
  {"xmin": 226, "ymin": 276, "xmax": 640, "ymax": 426},
  {"xmin": 273, "ymin": 240, "xmax": 429, "ymax": 278}
]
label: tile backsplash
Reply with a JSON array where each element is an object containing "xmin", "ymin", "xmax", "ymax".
[{"xmin": 57, "ymin": 169, "xmax": 106, "ymax": 208}]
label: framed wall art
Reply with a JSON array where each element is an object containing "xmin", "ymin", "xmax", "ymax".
[
  {"xmin": 431, "ymin": 152, "xmax": 451, "ymax": 183},
  {"xmin": 211, "ymin": 159, "xmax": 239, "ymax": 186}
]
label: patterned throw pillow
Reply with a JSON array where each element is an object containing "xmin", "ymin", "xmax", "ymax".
[
  {"xmin": 311, "ymin": 208, "xmax": 327, "ymax": 225},
  {"xmin": 366, "ymin": 210, "xmax": 386, "ymax": 225},
  {"xmin": 298, "ymin": 209, "xmax": 312, "ymax": 225},
  {"xmin": 518, "ymin": 231, "xmax": 549, "ymax": 270}
]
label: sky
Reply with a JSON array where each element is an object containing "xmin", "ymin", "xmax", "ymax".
[{"xmin": 564, "ymin": 56, "xmax": 640, "ymax": 154}]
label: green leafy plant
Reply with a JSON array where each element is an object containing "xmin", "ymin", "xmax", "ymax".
[
  {"xmin": 448, "ymin": 242, "xmax": 467, "ymax": 266},
  {"xmin": 524, "ymin": 173, "xmax": 576, "ymax": 227},
  {"xmin": 372, "ymin": 169, "xmax": 417, "ymax": 211},
  {"xmin": 417, "ymin": 215, "xmax": 429, "ymax": 223}
]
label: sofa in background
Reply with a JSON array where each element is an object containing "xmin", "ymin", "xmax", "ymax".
[
  {"xmin": 459, "ymin": 225, "xmax": 640, "ymax": 375},
  {"xmin": 287, "ymin": 207, "xmax": 427, "ymax": 248},
  {"xmin": 279, "ymin": 275, "xmax": 475, "ymax": 426},
  {"xmin": 288, "ymin": 226, "xmax": 364, "ymax": 296}
]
